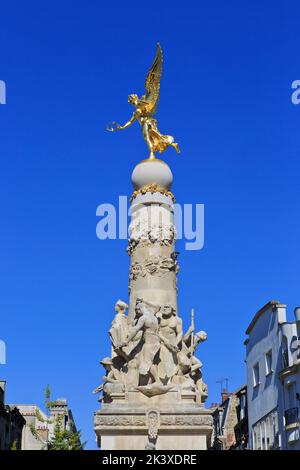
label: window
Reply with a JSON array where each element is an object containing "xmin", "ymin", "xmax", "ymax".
[
  {"xmin": 257, "ymin": 423, "xmax": 262, "ymax": 450},
  {"xmin": 266, "ymin": 417, "xmax": 271, "ymax": 449},
  {"xmin": 253, "ymin": 363, "xmax": 260, "ymax": 387},
  {"xmin": 252, "ymin": 411, "xmax": 279, "ymax": 450},
  {"xmin": 282, "ymin": 336, "xmax": 289, "ymax": 368},
  {"xmin": 265, "ymin": 349, "xmax": 273, "ymax": 375},
  {"xmin": 287, "ymin": 382, "xmax": 297, "ymax": 409},
  {"xmin": 253, "ymin": 431, "xmax": 257, "ymax": 450},
  {"xmin": 240, "ymin": 395, "xmax": 245, "ymax": 420},
  {"xmin": 253, "ymin": 424, "xmax": 262, "ymax": 450}
]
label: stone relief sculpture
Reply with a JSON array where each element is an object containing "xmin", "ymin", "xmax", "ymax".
[
  {"xmin": 145, "ymin": 410, "xmax": 160, "ymax": 450},
  {"xmin": 128, "ymin": 256, "xmax": 178, "ymax": 294},
  {"xmin": 94, "ymin": 299, "xmax": 208, "ymax": 403},
  {"xmin": 127, "ymin": 220, "xmax": 176, "ymax": 255},
  {"xmin": 129, "ymin": 256, "xmax": 178, "ymax": 283}
]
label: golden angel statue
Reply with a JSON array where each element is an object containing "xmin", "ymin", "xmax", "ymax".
[{"xmin": 107, "ymin": 44, "xmax": 180, "ymax": 159}]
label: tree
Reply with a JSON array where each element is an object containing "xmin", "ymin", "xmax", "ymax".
[{"xmin": 48, "ymin": 415, "xmax": 84, "ymax": 450}]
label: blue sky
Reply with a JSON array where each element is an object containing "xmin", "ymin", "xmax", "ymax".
[{"xmin": 0, "ymin": 0, "xmax": 299, "ymax": 449}]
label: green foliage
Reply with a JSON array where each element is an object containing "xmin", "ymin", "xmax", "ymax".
[
  {"xmin": 45, "ymin": 384, "xmax": 57, "ymax": 411},
  {"xmin": 10, "ymin": 440, "xmax": 18, "ymax": 450},
  {"xmin": 34, "ymin": 407, "xmax": 52, "ymax": 425},
  {"xmin": 48, "ymin": 415, "xmax": 85, "ymax": 450},
  {"xmin": 29, "ymin": 422, "xmax": 39, "ymax": 440},
  {"xmin": 45, "ymin": 384, "xmax": 51, "ymax": 402}
]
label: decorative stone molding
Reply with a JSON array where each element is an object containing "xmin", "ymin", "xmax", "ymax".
[
  {"xmin": 127, "ymin": 222, "xmax": 176, "ymax": 255},
  {"xmin": 147, "ymin": 410, "xmax": 160, "ymax": 439},
  {"xmin": 95, "ymin": 414, "xmax": 146, "ymax": 427},
  {"xmin": 160, "ymin": 414, "xmax": 213, "ymax": 426},
  {"xmin": 95, "ymin": 412, "xmax": 213, "ymax": 428},
  {"xmin": 130, "ymin": 183, "xmax": 175, "ymax": 203}
]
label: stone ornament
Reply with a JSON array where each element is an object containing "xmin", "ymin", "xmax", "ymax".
[
  {"xmin": 147, "ymin": 410, "xmax": 160, "ymax": 439},
  {"xmin": 95, "ymin": 414, "xmax": 146, "ymax": 427},
  {"xmin": 127, "ymin": 220, "xmax": 176, "ymax": 256},
  {"xmin": 129, "ymin": 255, "xmax": 178, "ymax": 281},
  {"xmin": 130, "ymin": 183, "xmax": 175, "ymax": 203},
  {"xmin": 145, "ymin": 410, "xmax": 160, "ymax": 450}
]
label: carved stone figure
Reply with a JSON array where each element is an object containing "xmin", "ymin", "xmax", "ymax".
[
  {"xmin": 157, "ymin": 304, "xmax": 182, "ymax": 381},
  {"xmin": 109, "ymin": 300, "xmax": 129, "ymax": 352},
  {"xmin": 93, "ymin": 357, "xmax": 124, "ymax": 402},
  {"xmin": 178, "ymin": 323, "xmax": 207, "ymax": 376},
  {"xmin": 120, "ymin": 298, "xmax": 161, "ymax": 384},
  {"xmin": 193, "ymin": 370, "xmax": 208, "ymax": 405},
  {"xmin": 169, "ymin": 310, "xmax": 208, "ymax": 401},
  {"xmin": 123, "ymin": 356, "xmax": 139, "ymax": 388}
]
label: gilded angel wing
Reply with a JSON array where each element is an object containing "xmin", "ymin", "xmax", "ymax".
[{"xmin": 144, "ymin": 43, "xmax": 163, "ymax": 115}]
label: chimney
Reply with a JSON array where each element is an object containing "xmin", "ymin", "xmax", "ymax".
[{"xmin": 221, "ymin": 388, "xmax": 232, "ymax": 403}]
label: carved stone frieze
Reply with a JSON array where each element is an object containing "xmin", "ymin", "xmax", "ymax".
[
  {"xmin": 127, "ymin": 222, "xmax": 176, "ymax": 255},
  {"xmin": 95, "ymin": 414, "xmax": 146, "ymax": 427},
  {"xmin": 95, "ymin": 412, "xmax": 213, "ymax": 428},
  {"xmin": 160, "ymin": 414, "xmax": 213, "ymax": 427},
  {"xmin": 129, "ymin": 255, "xmax": 179, "ymax": 283}
]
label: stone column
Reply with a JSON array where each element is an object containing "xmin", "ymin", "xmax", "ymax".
[{"xmin": 128, "ymin": 158, "xmax": 178, "ymax": 321}]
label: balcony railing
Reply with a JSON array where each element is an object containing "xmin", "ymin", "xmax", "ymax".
[{"xmin": 285, "ymin": 407, "xmax": 299, "ymax": 426}]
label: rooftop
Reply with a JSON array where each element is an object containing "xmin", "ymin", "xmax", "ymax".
[{"xmin": 245, "ymin": 300, "xmax": 282, "ymax": 335}]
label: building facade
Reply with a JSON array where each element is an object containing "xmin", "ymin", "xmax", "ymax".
[
  {"xmin": 234, "ymin": 385, "xmax": 248, "ymax": 449},
  {"xmin": 0, "ymin": 381, "xmax": 25, "ymax": 450},
  {"xmin": 279, "ymin": 307, "xmax": 300, "ymax": 449},
  {"xmin": 245, "ymin": 301, "xmax": 300, "ymax": 450},
  {"xmin": 16, "ymin": 405, "xmax": 49, "ymax": 450},
  {"xmin": 15, "ymin": 398, "xmax": 79, "ymax": 450},
  {"xmin": 212, "ymin": 385, "xmax": 248, "ymax": 450}
]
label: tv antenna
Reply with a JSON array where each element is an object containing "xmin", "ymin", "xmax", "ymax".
[{"xmin": 216, "ymin": 378, "xmax": 229, "ymax": 394}]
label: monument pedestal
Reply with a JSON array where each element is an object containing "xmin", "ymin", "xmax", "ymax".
[{"xmin": 94, "ymin": 390, "xmax": 213, "ymax": 450}]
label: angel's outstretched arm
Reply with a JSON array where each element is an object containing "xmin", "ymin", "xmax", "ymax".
[{"xmin": 107, "ymin": 113, "xmax": 136, "ymax": 132}]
